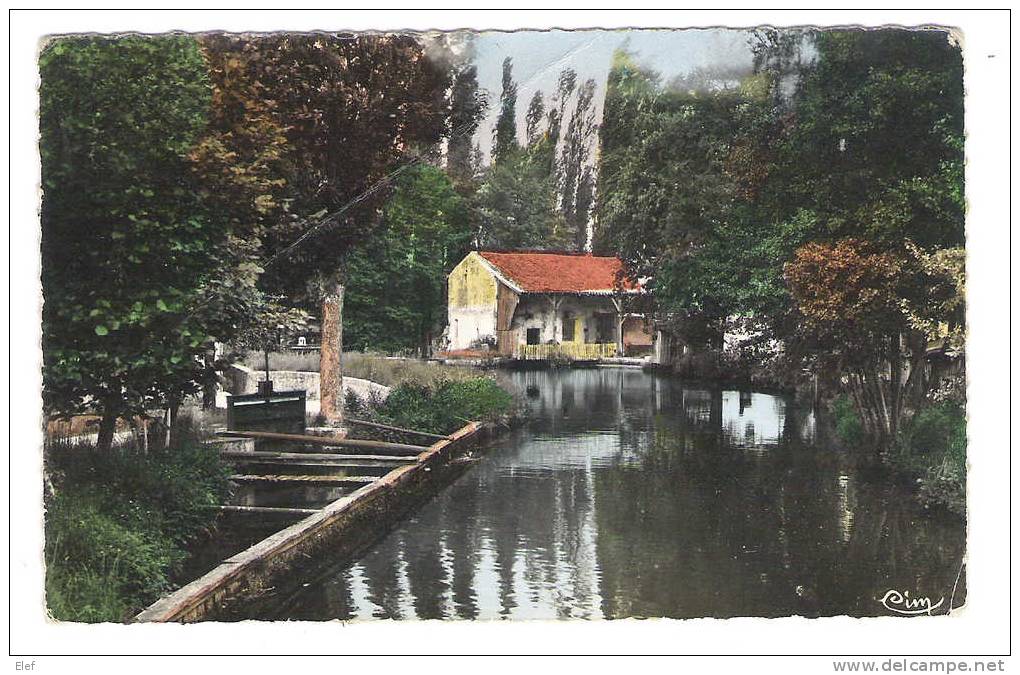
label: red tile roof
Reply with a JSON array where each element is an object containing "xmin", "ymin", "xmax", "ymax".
[{"xmin": 477, "ymin": 251, "xmax": 638, "ymax": 294}]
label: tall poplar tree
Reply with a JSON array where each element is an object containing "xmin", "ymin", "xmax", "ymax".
[{"xmin": 491, "ymin": 57, "xmax": 519, "ymax": 164}]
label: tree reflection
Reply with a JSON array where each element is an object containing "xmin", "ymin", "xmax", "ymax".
[{"xmin": 247, "ymin": 369, "xmax": 965, "ymax": 621}]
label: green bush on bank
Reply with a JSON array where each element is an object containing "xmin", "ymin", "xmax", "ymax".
[
  {"xmin": 376, "ymin": 377, "xmax": 516, "ymax": 435},
  {"xmin": 831, "ymin": 394, "xmax": 966, "ymax": 515},
  {"xmin": 832, "ymin": 395, "xmax": 865, "ymax": 446},
  {"xmin": 45, "ymin": 435, "xmax": 231, "ymax": 622},
  {"xmin": 891, "ymin": 402, "xmax": 967, "ymax": 515}
]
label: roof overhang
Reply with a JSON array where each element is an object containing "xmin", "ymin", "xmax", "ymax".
[{"xmin": 518, "ymin": 288, "xmax": 645, "ymax": 296}]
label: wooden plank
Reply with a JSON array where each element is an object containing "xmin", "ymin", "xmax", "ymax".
[
  {"xmin": 219, "ymin": 450, "xmax": 417, "ymax": 463},
  {"xmin": 224, "ymin": 461, "xmax": 399, "ymax": 473},
  {"xmin": 345, "ymin": 418, "xmax": 448, "ymax": 441},
  {"xmin": 216, "ymin": 429, "xmax": 427, "ymax": 455},
  {"xmin": 230, "ymin": 460, "xmax": 390, "ymax": 471},
  {"xmin": 203, "ymin": 505, "xmax": 320, "ymax": 516},
  {"xmin": 229, "ymin": 474, "xmax": 378, "ymax": 486}
]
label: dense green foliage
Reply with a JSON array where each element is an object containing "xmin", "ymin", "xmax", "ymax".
[
  {"xmin": 596, "ymin": 50, "xmax": 762, "ymax": 330},
  {"xmin": 899, "ymin": 403, "xmax": 967, "ymax": 461},
  {"xmin": 39, "ymin": 37, "xmax": 222, "ymax": 443},
  {"xmin": 475, "ymin": 63, "xmax": 598, "ymax": 252},
  {"xmin": 45, "ymin": 438, "xmax": 231, "ymax": 622},
  {"xmin": 832, "ymin": 395, "xmax": 865, "ymax": 447},
  {"xmin": 344, "ymin": 166, "xmax": 474, "ymax": 354},
  {"xmin": 378, "ymin": 378, "xmax": 515, "ymax": 435},
  {"xmin": 596, "ymin": 30, "xmax": 965, "ymax": 439},
  {"xmin": 890, "ymin": 402, "xmax": 967, "ymax": 514},
  {"xmin": 474, "ymin": 137, "xmax": 573, "ymax": 250},
  {"xmin": 40, "ymin": 35, "xmax": 295, "ymax": 443},
  {"xmin": 40, "ymin": 34, "xmax": 474, "ymax": 440},
  {"xmin": 598, "ymin": 31, "xmax": 963, "ymax": 332}
]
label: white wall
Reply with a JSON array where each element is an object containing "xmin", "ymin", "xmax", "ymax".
[
  {"xmin": 448, "ymin": 305, "xmax": 497, "ymax": 350},
  {"xmin": 224, "ymin": 364, "xmax": 390, "ymax": 403}
]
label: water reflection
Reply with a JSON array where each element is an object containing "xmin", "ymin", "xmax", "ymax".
[{"xmin": 248, "ymin": 368, "xmax": 965, "ymax": 620}]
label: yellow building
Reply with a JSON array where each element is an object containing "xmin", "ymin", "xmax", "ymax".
[{"xmin": 446, "ymin": 251, "xmax": 651, "ymax": 359}]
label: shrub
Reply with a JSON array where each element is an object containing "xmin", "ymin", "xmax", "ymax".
[
  {"xmin": 45, "ymin": 490, "xmax": 178, "ymax": 621},
  {"xmin": 49, "ymin": 441, "xmax": 231, "ymax": 548},
  {"xmin": 899, "ymin": 403, "xmax": 967, "ymax": 461},
  {"xmin": 44, "ymin": 437, "xmax": 231, "ymax": 621},
  {"xmin": 45, "ymin": 564, "xmax": 131, "ymax": 624},
  {"xmin": 378, "ymin": 377, "xmax": 515, "ymax": 435},
  {"xmin": 893, "ymin": 402, "xmax": 967, "ymax": 515},
  {"xmin": 832, "ymin": 395, "xmax": 865, "ymax": 446}
]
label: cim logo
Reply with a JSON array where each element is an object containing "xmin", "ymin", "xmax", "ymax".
[{"xmin": 879, "ymin": 589, "xmax": 945, "ymax": 616}]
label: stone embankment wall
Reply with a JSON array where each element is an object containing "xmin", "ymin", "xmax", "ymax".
[
  {"xmin": 133, "ymin": 421, "xmax": 493, "ymax": 622},
  {"xmin": 225, "ymin": 363, "xmax": 390, "ymax": 403}
]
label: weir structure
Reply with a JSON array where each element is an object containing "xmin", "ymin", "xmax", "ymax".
[{"xmin": 133, "ymin": 421, "xmax": 494, "ymax": 623}]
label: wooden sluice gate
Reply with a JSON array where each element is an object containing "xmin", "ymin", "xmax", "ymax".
[
  {"xmin": 214, "ymin": 430, "xmax": 429, "ymax": 509},
  {"xmin": 213, "ymin": 401, "xmax": 440, "ymax": 513}
]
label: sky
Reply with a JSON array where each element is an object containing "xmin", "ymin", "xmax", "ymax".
[{"xmin": 470, "ymin": 28, "xmax": 758, "ymax": 162}]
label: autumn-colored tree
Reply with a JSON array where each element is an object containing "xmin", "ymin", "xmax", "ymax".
[
  {"xmin": 785, "ymin": 238, "xmax": 960, "ymax": 440},
  {"xmin": 202, "ymin": 33, "xmax": 453, "ymax": 424},
  {"xmin": 188, "ymin": 39, "xmax": 295, "ymax": 408}
]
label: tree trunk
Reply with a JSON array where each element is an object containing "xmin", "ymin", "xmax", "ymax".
[
  {"xmin": 96, "ymin": 409, "xmax": 118, "ymax": 452},
  {"xmin": 202, "ymin": 347, "xmax": 218, "ymax": 410},
  {"xmin": 320, "ymin": 278, "xmax": 344, "ymax": 427},
  {"xmin": 888, "ymin": 334, "xmax": 903, "ymax": 439},
  {"xmin": 847, "ymin": 374, "xmax": 873, "ymax": 436},
  {"xmin": 165, "ymin": 397, "xmax": 180, "ymax": 449}
]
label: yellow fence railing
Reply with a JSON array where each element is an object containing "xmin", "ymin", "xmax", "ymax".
[{"xmin": 514, "ymin": 342, "xmax": 619, "ymax": 361}]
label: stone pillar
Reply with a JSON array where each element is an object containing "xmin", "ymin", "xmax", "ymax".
[
  {"xmin": 546, "ymin": 295, "xmax": 564, "ymax": 343},
  {"xmin": 616, "ymin": 313, "xmax": 624, "ymax": 356},
  {"xmin": 610, "ymin": 296, "xmax": 624, "ymax": 356},
  {"xmin": 319, "ymin": 280, "xmax": 344, "ymax": 426}
]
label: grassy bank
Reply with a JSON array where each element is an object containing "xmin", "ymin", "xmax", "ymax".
[
  {"xmin": 832, "ymin": 396, "xmax": 966, "ymax": 515},
  {"xmin": 44, "ymin": 429, "xmax": 230, "ymax": 622},
  {"xmin": 241, "ymin": 350, "xmax": 486, "ymax": 386}
]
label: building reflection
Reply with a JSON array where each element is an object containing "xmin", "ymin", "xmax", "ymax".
[{"xmin": 250, "ymin": 369, "xmax": 965, "ymax": 621}]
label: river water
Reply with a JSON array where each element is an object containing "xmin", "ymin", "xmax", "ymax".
[{"xmin": 245, "ymin": 367, "xmax": 966, "ymax": 620}]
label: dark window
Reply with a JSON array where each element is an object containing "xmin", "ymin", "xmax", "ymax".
[
  {"xmin": 596, "ymin": 313, "xmax": 615, "ymax": 342},
  {"xmin": 526, "ymin": 328, "xmax": 540, "ymax": 345},
  {"xmin": 562, "ymin": 314, "xmax": 575, "ymax": 341}
]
